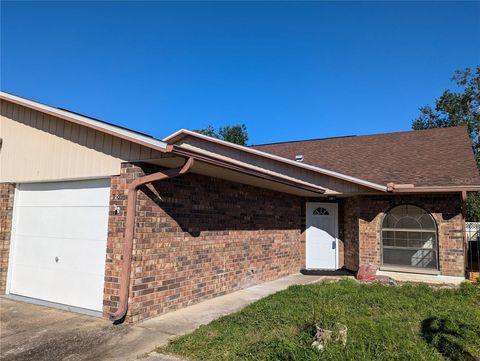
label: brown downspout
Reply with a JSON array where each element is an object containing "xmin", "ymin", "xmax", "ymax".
[{"xmin": 110, "ymin": 157, "xmax": 194, "ymax": 322}]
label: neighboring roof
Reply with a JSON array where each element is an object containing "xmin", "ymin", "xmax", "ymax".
[
  {"xmin": 252, "ymin": 126, "xmax": 480, "ymax": 188},
  {"xmin": 0, "ymin": 91, "xmax": 170, "ymax": 153},
  {"xmin": 165, "ymin": 129, "xmax": 389, "ymax": 192}
]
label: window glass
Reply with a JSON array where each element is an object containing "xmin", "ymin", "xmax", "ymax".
[
  {"xmin": 381, "ymin": 205, "xmax": 437, "ymax": 270},
  {"xmin": 313, "ymin": 207, "xmax": 329, "ymax": 215}
]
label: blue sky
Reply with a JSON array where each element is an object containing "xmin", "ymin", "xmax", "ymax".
[{"xmin": 2, "ymin": 1, "xmax": 479, "ymax": 145}]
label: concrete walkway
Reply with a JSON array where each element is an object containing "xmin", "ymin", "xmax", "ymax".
[{"xmin": 1, "ymin": 273, "xmax": 330, "ymax": 361}]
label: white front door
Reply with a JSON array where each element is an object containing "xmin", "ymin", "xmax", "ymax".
[
  {"xmin": 8, "ymin": 179, "xmax": 110, "ymax": 312},
  {"xmin": 306, "ymin": 202, "xmax": 338, "ymax": 269}
]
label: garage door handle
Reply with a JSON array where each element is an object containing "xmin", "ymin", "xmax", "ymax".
[{"xmin": 55, "ymin": 256, "xmax": 59, "ymax": 263}]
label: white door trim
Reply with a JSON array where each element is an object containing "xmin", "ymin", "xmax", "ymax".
[
  {"xmin": 305, "ymin": 202, "xmax": 339, "ymax": 270},
  {"xmin": 6, "ymin": 184, "xmax": 20, "ymax": 295}
]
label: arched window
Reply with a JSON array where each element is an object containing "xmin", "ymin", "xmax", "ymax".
[{"xmin": 381, "ymin": 204, "xmax": 438, "ymax": 270}]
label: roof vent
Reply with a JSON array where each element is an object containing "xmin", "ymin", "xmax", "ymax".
[{"xmin": 295, "ymin": 154, "xmax": 304, "ymax": 162}]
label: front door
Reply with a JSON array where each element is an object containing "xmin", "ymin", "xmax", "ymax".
[{"xmin": 306, "ymin": 202, "xmax": 338, "ymax": 269}]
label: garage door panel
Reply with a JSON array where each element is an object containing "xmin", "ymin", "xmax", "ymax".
[
  {"xmin": 16, "ymin": 206, "xmax": 109, "ymax": 241},
  {"xmin": 10, "ymin": 179, "xmax": 110, "ymax": 312},
  {"xmin": 13, "ymin": 235, "xmax": 107, "ymax": 276},
  {"xmin": 16, "ymin": 179, "xmax": 111, "ymax": 207},
  {"xmin": 53, "ymin": 270, "xmax": 105, "ymax": 311},
  {"xmin": 11, "ymin": 265, "xmax": 105, "ymax": 311},
  {"xmin": 56, "ymin": 238, "xmax": 108, "ymax": 275},
  {"xmin": 14, "ymin": 207, "xmax": 62, "ymax": 238},
  {"xmin": 10, "ymin": 265, "xmax": 58, "ymax": 302},
  {"xmin": 13, "ymin": 235, "xmax": 61, "ymax": 270}
]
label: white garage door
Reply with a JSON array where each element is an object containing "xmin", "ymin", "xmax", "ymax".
[{"xmin": 9, "ymin": 178, "xmax": 110, "ymax": 312}]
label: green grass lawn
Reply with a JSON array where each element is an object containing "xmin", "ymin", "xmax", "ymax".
[{"xmin": 162, "ymin": 279, "xmax": 480, "ymax": 361}]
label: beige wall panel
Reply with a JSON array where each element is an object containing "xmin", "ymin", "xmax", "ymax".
[{"xmin": 0, "ymin": 101, "xmax": 162, "ymax": 183}]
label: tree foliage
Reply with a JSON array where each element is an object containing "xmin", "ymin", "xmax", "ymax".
[
  {"xmin": 194, "ymin": 124, "xmax": 218, "ymax": 138},
  {"xmin": 467, "ymin": 194, "xmax": 480, "ymax": 222},
  {"xmin": 412, "ymin": 66, "xmax": 480, "ymax": 221},
  {"xmin": 194, "ymin": 124, "xmax": 249, "ymax": 146}
]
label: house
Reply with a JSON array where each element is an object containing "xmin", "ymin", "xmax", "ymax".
[{"xmin": 1, "ymin": 91, "xmax": 479, "ymax": 323}]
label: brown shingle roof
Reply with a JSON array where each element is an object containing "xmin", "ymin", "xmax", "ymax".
[{"xmin": 252, "ymin": 126, "xmax": 480, "ymax": 187}]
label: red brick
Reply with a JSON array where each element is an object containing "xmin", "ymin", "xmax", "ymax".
[
  {"xmin": 103, "ymin": 163, "xmax": 304, "ymax": 322},
  {"xmin": 0, "ymin": 183, "xmax": 15, "ymax": 294}
]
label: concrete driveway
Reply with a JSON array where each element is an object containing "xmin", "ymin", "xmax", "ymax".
[
  {"xmin": 1, "ymin": 298, "xmax": 135, "ymax": 361},
  {"xmin": 1, "ymin": 273, "xmax": 329, "ymax": 361}
]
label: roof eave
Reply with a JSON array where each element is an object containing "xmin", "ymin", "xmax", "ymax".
[
  {"xmin": 390, "ymin": 185, "xmax": 480, "ymax": 193},
  {"xmin": 0, "ymin": 91, "xmax": 171, "ymax": 153},
  {"xmin": 172, "ymin": 145, "xmax": 326, "ymax": 195},
  {"xmin": 164, "ymin": 129, "xmax": 388, "ymax": 193}
]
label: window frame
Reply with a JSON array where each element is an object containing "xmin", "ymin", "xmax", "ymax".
[{"xmin": 380, "ymin": 204, "xmax": 439, "ymax": 271}]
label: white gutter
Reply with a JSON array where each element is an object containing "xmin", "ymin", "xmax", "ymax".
[
  {"xmin": 164, "ymin": 129, "xmax": 388, "ymax": 192},
  {"xmin": 0, "ymin": 91, "xmax": 170, "ymax": 152}
]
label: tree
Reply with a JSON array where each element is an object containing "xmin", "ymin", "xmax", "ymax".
[
  {"xmin": 194, "ymin": 124, "xmax": 218, "ymax": 139},
  {"xmin": 194, "ymin": 124, "xmax": 249, "ymax": 146},
  {"xmin": 412, "ymin": 65, "xmax": 480, "ymax": 221},
  {"xmin": 218, "ymin": 124, "xmax": 249, "ymax": 146}
]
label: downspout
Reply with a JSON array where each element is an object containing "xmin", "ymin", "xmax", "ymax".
[{"xmin": 110, "ymin": 157, "xmax": 194, "ymax": 322}]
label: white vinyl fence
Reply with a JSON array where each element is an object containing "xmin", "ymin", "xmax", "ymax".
[{"xmin": 466, "ymin": 222, "xmax": 480, "ymax": 241}]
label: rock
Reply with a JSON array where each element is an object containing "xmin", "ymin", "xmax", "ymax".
[
  {"xmin": 336, "ymin": 323, "xmax": 348, "ymax": 346},
  {"xmin": 375, "ymin": 275, "xmax": 397, "ymax": 285},
  {"xmin": 311, "ymin": 323, "xmax": 347, "ymax": 352},
  {"xmin": 356, "ymin": 264, "xmax": 378, "ymax": 281},
  {"xmin": 311, "ymin": 340, "xmax": 324, "ymax": 351}
]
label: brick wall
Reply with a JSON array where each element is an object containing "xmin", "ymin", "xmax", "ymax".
[
  {"xmin": 343, "ymin": 197, "xmax": 360, "ymax": 271},
  {"xmin": 104, "ymin": 163, "xmax": 305, "ymax": 323},
  {"xmin": 352, "ymin": 193, "xmax": 465, "ymax": 277},
  {"xmin": 0, "ymin": 183, "xmax": 15, "ymax": 294},
  {"xmin": 102, "ymin": 164, "xmax": 466, "ymax": 323}
]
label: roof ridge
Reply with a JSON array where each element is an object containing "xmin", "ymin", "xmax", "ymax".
[
  {"xmin": 252, "ymin": 125, "xmax": 468, "ymax": 147},
  {"xmin": 250, "ymin": 135, "xmax": 357, "ymax": 147}
]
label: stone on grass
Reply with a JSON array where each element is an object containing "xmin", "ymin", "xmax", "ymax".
[
  {"xmin": 311, "ymin": 323, "xmax": 347, "ymax": 352},
  {"xmin": 375, "ymin": 275, "xmax": 397, "ymax": 285},
  {"xmin": 356, "ymin": 263, "xmax": 378, "ymax": 281}
]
